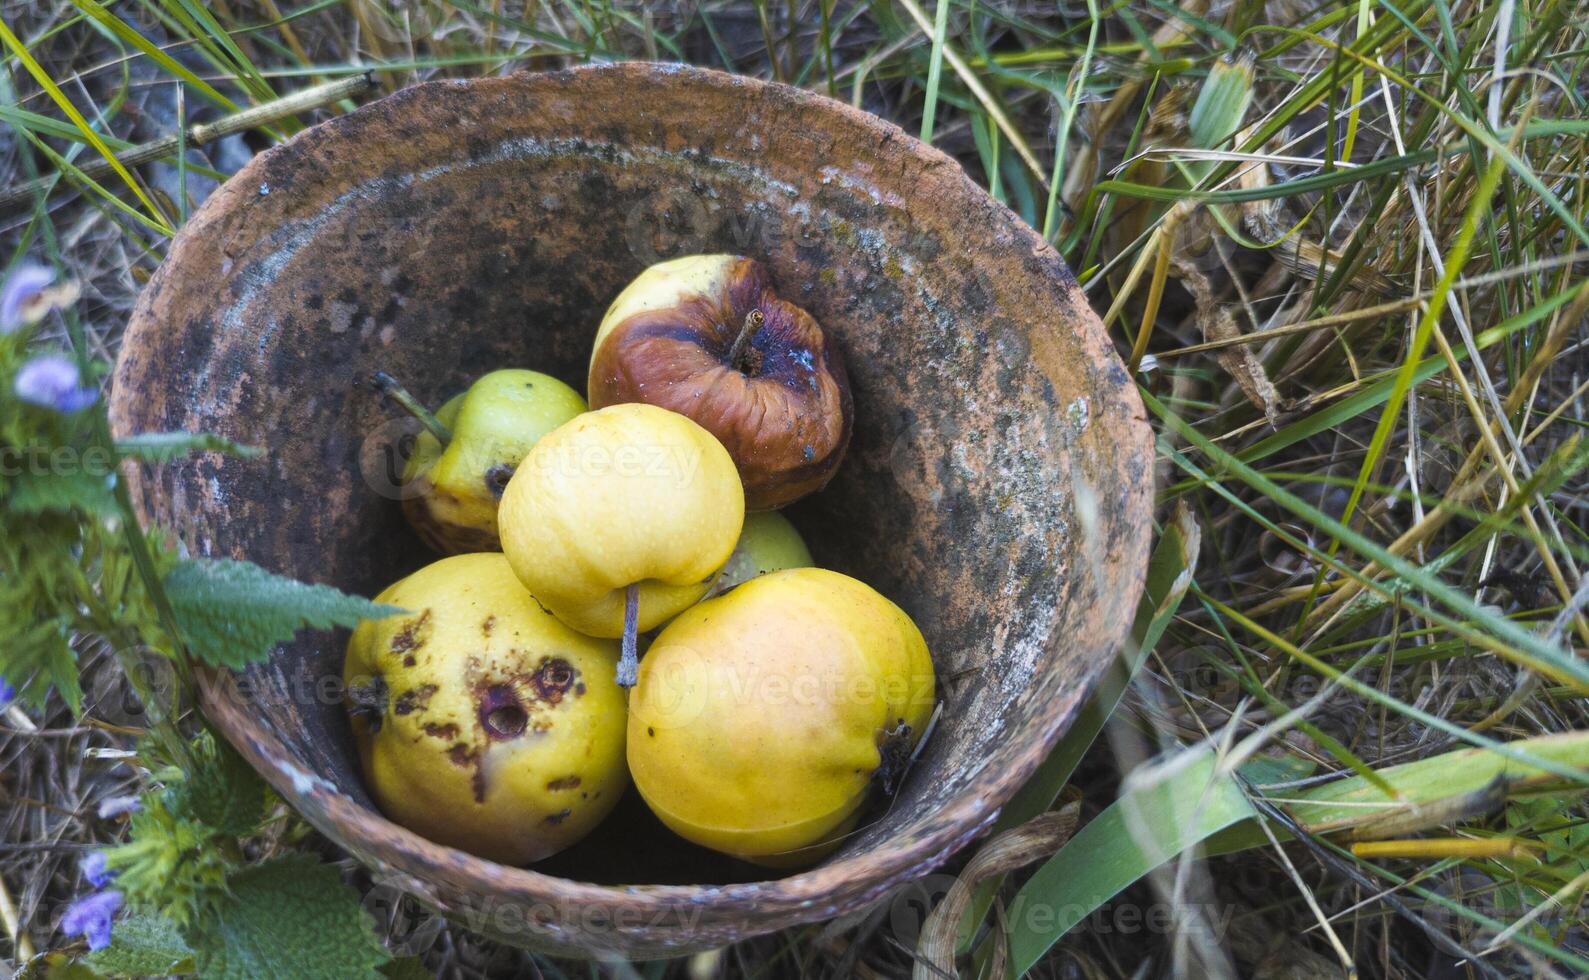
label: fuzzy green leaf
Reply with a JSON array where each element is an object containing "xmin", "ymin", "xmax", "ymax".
[
  {"xmin": 186, "ymin": 855, "xmax": 390, "ymax": 980},
  {"xmin": 3, "ymin": 619, "xmax": 83, "ymax": 713},
  {"xmin": 166, "ymin": 732, "xmax": 268, "ymax": 836},
  {"xmin": 162, "ymin": 559, "xmax": 401, "ymax": 669},
  {"xmin": 84, "ymin": 911, "xmax": 194, "ymax": 977},
  {"xmin": 8, "ymin": 468, "xmax": 118, "ymax": 517},
  {"xmin": 115, "ymin": 432, "xmax": 262, "ymax": 463}
]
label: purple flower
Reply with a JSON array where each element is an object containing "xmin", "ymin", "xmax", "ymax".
[
  {"xmin": 14, "ymin": 354, "xmax": 98, "ymax": 413},
  {"xmin": 81, "ymin": 852, "xmax": 115, "ymax": 888},
  {"xmin": 1, "ymin": 264, "xmax": 55, "ymax": 332},
  {"xmin": 62, "ymin": 889, "xmax": 121, "ymax": 951},
  {"xmin": 96, "ymin": 796, "xmax": 141, "ymax": 819},
  {"xmin": 0, "ymin": 677, "xmax": 13, "ymax": 708}
]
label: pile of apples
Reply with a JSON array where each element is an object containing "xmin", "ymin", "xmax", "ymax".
[{"xmin": 343, "ymin": 255, "xmax": 937, "ymax": 870}]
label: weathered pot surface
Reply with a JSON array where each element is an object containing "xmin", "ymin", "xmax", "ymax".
[{"xmin": 109, "ymin": 63, "xmax": 1153, "ymax": 959}]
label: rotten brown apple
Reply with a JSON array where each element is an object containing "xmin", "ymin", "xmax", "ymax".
[{"xmin": 587, "ymin": 254, "xmax": 853, "ymax": 510}]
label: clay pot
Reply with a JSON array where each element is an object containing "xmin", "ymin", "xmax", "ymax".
[{"xmin": 109, "ymin": 63, "xmax": 1153, "ymax": 959}]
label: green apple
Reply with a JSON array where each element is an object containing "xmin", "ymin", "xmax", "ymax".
[
  {"xmin": 497, "ymin": 402, "xmax": 745, "ymax": 685},
  {"xmin": 379, "ymin": 369, "xmax": 586, "ymax": 554},
  {"xmin": 711, "ymin": 510, "xmax": 813, "ymax": 596}
]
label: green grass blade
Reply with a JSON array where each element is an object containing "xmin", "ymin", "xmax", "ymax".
[
  {"xmin": 1146, "ymin": 390, "xmax": 1589, "ymax": 690},
  {"xmin": 1007, "ymin": 743, "xmax": 1256, "ymax": 973},
  {"xmin": 918, "ymin": 0, "xmax": 952, "ymax": 143},
  {"xmin": 0, "ymin": 18, "xmax": 172, "ymax": 234}
]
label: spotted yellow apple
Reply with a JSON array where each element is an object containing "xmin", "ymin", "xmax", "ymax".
[{"xmin": 343, "ymin": 553, "xmax": 626, "ymax": 864}]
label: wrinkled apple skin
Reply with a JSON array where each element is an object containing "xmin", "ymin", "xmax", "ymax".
[
  {"xmin": 401, "ymin": 369, "xmax": 586, "ymax": 554},
  {"xmin": 588, "ymin": 254, "xmax": 853, "ymax": 511},
  {"xmin": 343, "ymin": 553, "xmax": 628, "ymax": 865},
  {"xmin": 627, "ymin": 568, "xmax": 935, "ymax": 867},
  {"xmin": 711, "ymin": 510, "xmax": 813, "ymax": 596},
  {"xmin": 497, "ymin": 403, "xmax": 744, "ymax": 637}
]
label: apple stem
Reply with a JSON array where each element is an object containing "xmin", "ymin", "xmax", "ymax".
[
  {"xmin": 728, "ymin": 309, "xmax": 766, "ymax": 374},
  {"xmin": 617, "ymin": 582, "xmax": 640, "ymax": 688},
  {"xmin": 372, "ymin": 370, "xmax": 452, "ymax": 445}
]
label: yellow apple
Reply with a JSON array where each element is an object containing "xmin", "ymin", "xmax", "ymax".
[
  {"xmin": 343, "ymin": 553, "xmax": 627, "ymax": 865},
  {"xmin": 496, "ymin": 402, "xmax": 744, "ymax": 684},
  {"xmin": 627, "ymin": 568, "xmax": 936, "ymax": 866},
  {"xmin": 384, "ymin": 369, "xmax": 586, "ymax": 554}
]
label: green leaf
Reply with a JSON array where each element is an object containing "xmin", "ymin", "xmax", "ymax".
[
  {"xmin": 85, "ymin": 911, "xmax": 195, "ymax": 977},
  {"xmin": 166, "ymin": 732, "xmax": 269, "ymax": 836},
  {"xmin": 1225, "ymin": 730, "xmax": 1589, "ymax": 845},
  {"xmin": 3, "ymin": 619, "xmax": 83, "ymax": 714},
  {"xmin": 1007, "ymin": 743, "xmax": 1256, "ymax": 974},
  {"xmin": 9, "ymin": 468, "xmax": 118, "ymax": 517},
  {"xmin": 380, "ymin": 957, "xmax": 435, "ymax": 980},
  {"xmin": 1006, "ymin": 731, "xmax": 1589, "ymax": 972},
  {"xmin": 1235, "ymin": 752, "xmax": 1317, "ymax": 787},
  {"xmin": 186, "ymin": 855, "xmax": 389, "ymax": 980},
  {"xmin": 115, "ymin": 432, "xmax": 262, "ymax": 463},
  {"xmin": 163, "ymin": 559, "xmax": 401, "ymax": 669},
  {"xmin": 13, "ymin": 953, "xmax": 110, "ymax": 980}
]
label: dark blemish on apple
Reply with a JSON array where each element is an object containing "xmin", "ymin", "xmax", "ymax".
[
  {"xmin": 802, "ymin": 444, "xmax": 815, "ymax": 462},
  {"xmin": 484, "ymin": 463, "xmax": 515, "ymax": 498},
  {"xmin": 546, "ymin": 775, "xmax": 582, "ymax": 791},
  {"xmin": 392, "ymin": 684, "xmax": 437, "ymax": 715},
  {"xmin": 543, "ymin": 808, "xmax": 573, "ymax": 825},
  {"xmin": 574, "ymin": 681, "xmax": 586, "ymax": 697},
  {"xmin": 346, "ymin": 674, "xmax": 388, "ymax": 733},
  {"xmin": 423, "ymin": 721, "xmax": 459, "ymax": 740},
  {"xmin": 527, "ymin": 657, "xmax": 577, "ymax": 704},
  {"xmin": 481, "ymin": 615, "xmax": 496, "ymax": 637},
  {"xmin": 305, "ymin": 293, "xmax": 323, "ymax": 310},
  {"xmin": 402, "ymin": 654, "xmax": 416, "ymax": 668},
  {"xmin": 389, "ymin": 609, "xmax": 432, "ymax": 655},
  {"xmin": 874, "ymin": 721, "xmax": 916, "ymax": 795},
  {"xmin": 479, "ymin": 684, "xmax": 529, "ymax": 738},
  {"xmin": 446, "ymin": 744, "xmax": 476, "ymax": 768},
  {"xmin": 647, "ymin": 727, "xmax": 655, "ymax": 737}
]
